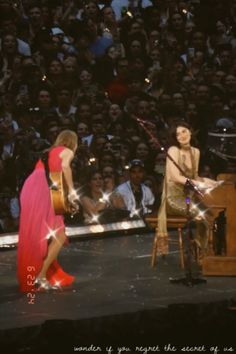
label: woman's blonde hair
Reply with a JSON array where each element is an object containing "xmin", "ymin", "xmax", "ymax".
[{"xmin": 53, "ymin": 129, "xmax": 78, "ymax": 151}]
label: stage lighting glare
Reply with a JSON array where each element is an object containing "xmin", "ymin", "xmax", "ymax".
[
  {"xmin": 91, "ymin": 214, "xmax": 99, "ymax": 223},
  {"xmin": 198, "ymin": 210, "xmax": 205, "ymax": 218},
  {"xmin": 51, "ymin": 181, "xmax": 58, "ymax": 189},
  {"xmin": 130, "ymin": 209, "xmax": 140, "ymax": 217},
  {"xmin": 121, "ymin": 222, "xmax": 130, "ymax": 230},
  {"xmin": 90, "ymin": 225, "xmax": 105, "ymax": 233}
]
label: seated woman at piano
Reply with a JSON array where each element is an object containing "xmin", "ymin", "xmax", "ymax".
[
  {"xmin": 80, "ymin": 168, "xmax": 127, "ymax": 225},
  {"xmin": 157, "ymin": 121, "xmax": 218, "ymax": 261}
]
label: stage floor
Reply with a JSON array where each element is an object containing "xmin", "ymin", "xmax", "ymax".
[{"xmin": 1, "ymin": 231, "xmax": 236, "ymax": 330}]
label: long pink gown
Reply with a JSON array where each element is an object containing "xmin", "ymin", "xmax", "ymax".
[{"xmin": 17, "ymin": 146, "xmax": 74, "ymax": 292}]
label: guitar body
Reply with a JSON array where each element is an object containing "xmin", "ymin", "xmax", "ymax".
[{"xmin": 49, "ymin": 172, "xmax": 70, "ymax": 215}]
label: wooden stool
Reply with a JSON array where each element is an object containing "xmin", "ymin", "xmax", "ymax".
[{"xmin": 145, "ymin": 215, "xmax": 188, "ymax": 268}]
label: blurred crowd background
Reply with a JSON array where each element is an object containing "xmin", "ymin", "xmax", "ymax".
[{"xmin": 0, "ymin": 0, "xmax": 236, "ymax": 232}]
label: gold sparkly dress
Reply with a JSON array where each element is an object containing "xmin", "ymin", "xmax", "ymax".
[{"xmin": 157, "ymin": 147, "xmax": 208, "ymax": 255}]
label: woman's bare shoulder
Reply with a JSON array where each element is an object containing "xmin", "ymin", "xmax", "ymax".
[
  {"xmin": 167, "ymin": 146, "xmax": 179, "ymax": 155},
  {"xmin": 59, "ymin": 147, "xmax": 74, "ymax": 158},
  {"xmin": 192, "ymin": 147, "xmax": 200, "ymax": 155}
]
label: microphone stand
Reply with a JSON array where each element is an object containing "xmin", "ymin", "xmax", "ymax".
[{"xmin": 135, "ymin": 116, "xmax": 206, "ymax": 286}]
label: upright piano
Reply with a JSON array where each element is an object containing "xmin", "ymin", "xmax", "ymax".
[{"xmin": 202, "ymin": 173, "xmax": 236, "ymax": 276}]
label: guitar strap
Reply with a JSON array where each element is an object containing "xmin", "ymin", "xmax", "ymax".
[{"xmin": 41, "ymin": 150, "xmax": 58, "ymax": 190}]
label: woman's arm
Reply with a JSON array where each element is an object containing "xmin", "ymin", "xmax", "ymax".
[
  {"xmin": 109, "ymin": 193, "xmax": 126, "ymax": 209},
  {"xmin": 60, "ymin": 148, "xmax": 77, "ymax": 201},
  {"xmin": 103, "ymin": 176, "xmax": 126, "ymax": 209},
  {"xmin": 80, "ymin": 196, "xmax": 107, "ymax": 215},
  {"xmin": 193, "ymin": 148, "xmax": 218, "ymax": 187},
  {"xmin": 166, "ymin": 146, "xmax": 189, "ymax": 185},
  {"xmin": 197, "ymin": 176, "xmax": 218, "ymax": 188}
]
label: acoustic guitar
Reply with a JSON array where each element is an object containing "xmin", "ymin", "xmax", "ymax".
[{"xmin": 49, "ymin": 172, "xmax": 71, "ymax": 215}]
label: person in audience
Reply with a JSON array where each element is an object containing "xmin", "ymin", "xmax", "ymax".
[
  {"xmin": 0, "ymin": 0, "xmax": 234, "ymax": 277},
  {"xmin": 80, "ymin": 168, "xmax": 126, "ymax": 225},
  {"xmin": 116, "ymin": 159, "xmax": 155, "ymax": 217}
]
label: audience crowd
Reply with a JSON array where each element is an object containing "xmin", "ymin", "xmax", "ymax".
[{"xmin": 0, "ymin": 0, "xmax": 236, "ymax": 232}]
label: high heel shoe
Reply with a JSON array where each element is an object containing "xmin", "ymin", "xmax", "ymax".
[{"xmin": 34, "ymin": 277, "xmax": 59, "ymax": 291}]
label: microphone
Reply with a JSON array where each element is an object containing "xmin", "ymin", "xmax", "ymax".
[{"xmin": 184, "ymin": 179, "xmax": 204, "ymax": 198}]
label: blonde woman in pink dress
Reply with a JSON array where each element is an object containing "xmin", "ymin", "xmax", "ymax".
[{"xmin": 17, "ymin": 130, "xmax": 78, "ymax": 292}]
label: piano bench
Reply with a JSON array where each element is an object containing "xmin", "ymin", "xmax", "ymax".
[{"xmin": 145, "ymin": 215, "xmax": 188, "ymax": 269}]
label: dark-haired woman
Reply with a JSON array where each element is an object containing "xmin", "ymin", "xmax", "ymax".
[
  {"xmin": 157, "ymin": 122, "xmax": 218, "ymax": 259},
  {"xmin": 17, "ymin": 130, "xmax": 78, "ymax": 292},
  {"xmin": 80, "ymin": 169, "xmax": 125, "ymax": 224}
]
